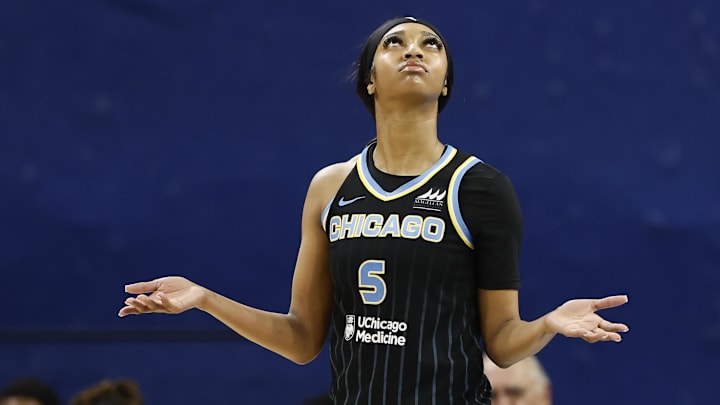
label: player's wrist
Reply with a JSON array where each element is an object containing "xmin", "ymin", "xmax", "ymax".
[
  {"xmin": 193, "ymin": 285, "xmax": 213, "ymax": 312},
  {"xmin": 540, "ymin": 312, "xmax": 558, "ymax": 336}
]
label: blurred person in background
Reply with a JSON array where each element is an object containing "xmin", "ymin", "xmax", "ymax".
[
  {"xmin": 69, "ymin": 379, "xmax": 142, "ymax": 405},
  {"xmin": 483, "ymin": 354, "xmax": 551, "ymax": 405},
  {"xmin": 0, "ymin": 377, "xmax": 62, "ymax": 405}
]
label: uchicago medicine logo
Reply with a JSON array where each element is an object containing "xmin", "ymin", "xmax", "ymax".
[{"xmin": 344, "ymin": 314, "xmax": 408, "ymax": 346}]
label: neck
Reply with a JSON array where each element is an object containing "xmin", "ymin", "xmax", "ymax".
[{"xmin": 372, "ymin": 103, "xmax": 444, "ymax": 176}]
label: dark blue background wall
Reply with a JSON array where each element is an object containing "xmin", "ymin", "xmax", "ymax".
[{"xmin": 1, "ymin": 1, "xmax": 718, "ymax": 404}]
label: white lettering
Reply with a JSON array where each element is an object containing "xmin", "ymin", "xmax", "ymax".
[
  {"xmin": 350, "ymin": 315, "xmax": 410, "ymax": 347},
  {"xmin": 355, "ymin": 329, "xmax": 406, "ymax": 347},
  {"xmin": 330, "ymin": 214, "xmax": 445, "ymax": 242}
]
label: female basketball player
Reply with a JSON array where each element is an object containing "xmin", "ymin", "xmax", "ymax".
[{"xmin": 118, "ymin": 16, "xmax": 629, "ymax": 404}]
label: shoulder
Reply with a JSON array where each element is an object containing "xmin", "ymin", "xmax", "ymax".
[
  {"xmin": 452, "ymin": 153, "xmax": 520, "ymax": 210},
  {"xmin": 454, "ymin": 154, "xmax": 513, "ymax": 191},
  {"xmin": 448, "ymin": 147, "xmax": 503, "ymax": 179},
  {"xmin": 305, "ymin": 155, "xmax": 360, "ymax": 211},
  {"xmin": 311, "ymin": 155, "xmax": 359, "ymax": 192}
]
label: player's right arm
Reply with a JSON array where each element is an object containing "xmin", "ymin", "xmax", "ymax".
[{"xmin": 118, "ymin": 158, "xmax": 356, "ymax": 364}]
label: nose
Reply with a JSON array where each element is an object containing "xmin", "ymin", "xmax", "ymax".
[{"xmin": 404, "ymin": 42, "xmax": 423, "ymax": 59}]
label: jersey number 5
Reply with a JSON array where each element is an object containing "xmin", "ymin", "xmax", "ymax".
[{"xmin": 358, "ymin": 260, "xmax": 387, "ymax": 305}]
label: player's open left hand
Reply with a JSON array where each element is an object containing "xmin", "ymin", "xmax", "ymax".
[
  {"xmin": 545, "ymin": 295, "xmax": 630, "ymax": 343},
  {"xmin": 118, "ymin": 276, "xmax": 205, "ymax": 317}
]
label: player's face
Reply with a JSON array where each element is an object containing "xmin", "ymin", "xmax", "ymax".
[{"xmin": 368, "ymin": 23, "xmax": 448, "ymax": 107}]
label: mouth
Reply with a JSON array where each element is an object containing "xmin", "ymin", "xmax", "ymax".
[{"xmin": 399, "ymin": 62, "xmax": 427, "ymax": 73}]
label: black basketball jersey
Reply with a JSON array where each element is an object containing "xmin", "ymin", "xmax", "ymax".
[{"xmin": 322, "ymin": 143, "xmax": 492, "ymax": 404}]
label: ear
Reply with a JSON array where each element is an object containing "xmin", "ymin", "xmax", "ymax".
[
  {"xmin": 441, "ymin": 86, "xmax": 448, "ymax": 96},
  {"xmin": 367, "ymin": 65, "xmax": 377, "ymax": 95}
]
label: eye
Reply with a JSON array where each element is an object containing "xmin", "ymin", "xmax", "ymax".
[
  {"xmin": 423, "ymin": 37, "xmax": 444, "ymax": 49},
  {"xmin": 382, "ymin": 34, "xmax": 403, "ymax": 47}
]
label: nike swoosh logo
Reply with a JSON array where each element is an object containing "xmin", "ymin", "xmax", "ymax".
[{"xmin": 338, "ymin": 196, "xmax": 366, "ymax": 207}]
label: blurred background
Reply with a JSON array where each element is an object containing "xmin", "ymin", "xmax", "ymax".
[{"xmin": 1, "ymin": 0, "xmax": 718, "ymax": 404}]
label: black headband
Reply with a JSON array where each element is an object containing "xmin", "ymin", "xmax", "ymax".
[{"xmin": 356, "ymin": 16, "xmax": 454, "ymax": 116}]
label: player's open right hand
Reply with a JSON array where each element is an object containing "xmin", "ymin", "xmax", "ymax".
[{"xmin": 118, "ymin": 276, "xmax": 206, "ymax": 317}]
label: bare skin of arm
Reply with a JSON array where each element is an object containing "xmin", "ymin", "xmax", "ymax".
[
  {"xmin": 118, "ymin": 158, "xmax": 357, "ymax": 365},
  {"xmin": 478, "ymin": 289, "xmax": 629, "ymax": 368}
]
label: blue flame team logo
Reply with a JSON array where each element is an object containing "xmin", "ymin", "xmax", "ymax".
[{"xmin": 344, "ymin": 315, "xmax": 356, "ymax": 341}]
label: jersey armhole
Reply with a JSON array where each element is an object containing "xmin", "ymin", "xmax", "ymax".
[
  {"xmin": 448, "ymin": 156, "xmax": 482, "ymax": 249},
  {"xmin": 321, "ymin": 198, "xmax": 334, "ymax": 232},
  {"xmin": 319, "ymin": 159, "xmax": 358, "ymax": 233}
]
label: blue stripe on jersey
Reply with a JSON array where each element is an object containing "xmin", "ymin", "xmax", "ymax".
[
  {"xmin": 357, "ymin": 144, "xmax": 458, "ymax": 201},
  {"xmin": 397, "ymin": 254, "xmax": 417, "ymax": 403},
  {"xmin": 447, "ymin": 282, "xmax": 459, "ymax": 405},
  {"xmin": 460, "ymin": 301, "xmax": 471, "ymax": 397},
  {"xmin": 431, "ymin": 272, "xmax": 447, "ymax": 404},
  {"xmin": 414, "ymin": 270, "xmax": 431, "ymax": 405},
  {"xmin": 448, "ymin": 157, "xmax": 482, "ymax": 249}
]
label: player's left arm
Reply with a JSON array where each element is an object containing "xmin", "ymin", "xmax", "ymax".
[
  {"xmin": 467, "ymin": 170, "xmax": 629, "ymax": 368},
  {"xmin": 478, "ymin": 289, "xmax": 630, "ymax": 368}
]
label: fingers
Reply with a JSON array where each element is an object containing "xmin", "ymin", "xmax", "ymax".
[
  {"xmin": 582, "ymin": 328, "xmax": 623, "ymax": 343},
  {"xmin": 124, "ymin": 280, "xmax": 160, "ymax": 294},
  {"xmin": 117, "ymin": 306, "xmax": 138, "ymax": 317},
  {"xmin": 592, "ymin": 295, "xmax": 629, "ymax": 311},
  {"xmin": 118, "ymin": 294, "xmax": 165, "ymax": 317},
  {"xmin": 577, "ymin": 319, "xmax": 629, "ymax": 343},
  {"xmin": 598, "ymin": 319, "xmax": 630, "ymax": 333}
]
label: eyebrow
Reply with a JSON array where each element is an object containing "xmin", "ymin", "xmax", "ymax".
[{"xmin": 383, "ymin": 30, "xmax": 440, "ymax": 39}]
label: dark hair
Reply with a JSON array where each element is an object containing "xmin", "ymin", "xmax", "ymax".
[
  {"xmin": 70, "ymin": 379, "xmax": 143, "ymax": 405},
  {"xmin": 354, "ymin": 16, "xmax": 454, "ymax": 118},
  {"xmin": 0, "ymin": 377, "xmax": 62, "ymax": 405}
]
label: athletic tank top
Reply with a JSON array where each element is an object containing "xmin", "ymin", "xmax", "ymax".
[{"xmin": 322, "ymin": 143, "xmax": 492, "ymax": 404}]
